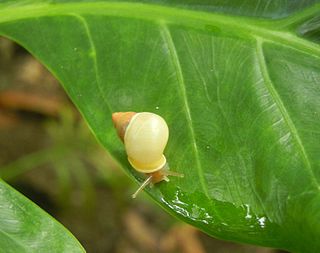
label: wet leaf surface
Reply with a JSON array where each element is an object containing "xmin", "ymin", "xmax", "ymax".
[{"xmin": 0, "ymin": 1, "xmax": 319, "ymax": 252}]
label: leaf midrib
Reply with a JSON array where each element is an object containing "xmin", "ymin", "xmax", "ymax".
[
  {"xmin": 161, "ymin": 23, "xmax": 210, "ymax": 199},
  {"xmin": 70, "ymin": 13, "xmax": 113, "ymax": 114},
  {"xmin": 256, "ymin": 39, "xmax": 320, "ymax": 190},
  {"xmin": 0, "ymin": 2, "xmax": 319, "ymax": 58}
]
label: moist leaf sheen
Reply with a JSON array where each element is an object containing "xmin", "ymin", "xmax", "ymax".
[{"xmin": 0, "ymin": 1, "xmax": 319, "ymax": 252}]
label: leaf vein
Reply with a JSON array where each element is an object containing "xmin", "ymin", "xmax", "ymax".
[
  {"xmin": 182, "ymin": 33, "xmax": 212, "ymax": 102},
  {"xmin": 0, "ymin": 230, "xmax": 27, "ymax": 252},
  {"xmin": 1, "ymin": 3, "xmax": 320, "ymax": 59},
  {"xmin": 70, "ymin": 13, "xmax": 113, "ymax": 113},
  {"xmin": 160, "ymin": 23, "xmax": 210, "ymax": 198},
  {"xmin": 256, "ymin": 38, "xmax": 320, "ymax": 189}
]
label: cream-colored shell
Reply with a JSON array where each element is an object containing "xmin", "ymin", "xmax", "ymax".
[{"xmin": 124, "ymin": 112, "xmax": 169, "ymax": 173}]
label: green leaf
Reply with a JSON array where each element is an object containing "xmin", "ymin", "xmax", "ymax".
[
  {"xmin": 0, "ymin": 1, "xmax": 320, "ymax": 252},
  {"xmin": 0, "ymin": 180, "xmax": 85, "ymax": 253}
]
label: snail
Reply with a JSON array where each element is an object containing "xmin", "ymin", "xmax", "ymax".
[{"xmin": 112, "ymin": 112, "xmax": 184, "ymax": 198}]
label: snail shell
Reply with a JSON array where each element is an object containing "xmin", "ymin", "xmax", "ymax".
[
  {"xmin": 112, "ymin": 112, "xmax": 169, "ymax": 173},
  {"xmin": 112, "ymin": 111, "xmax": 183, "ymax": 198}
]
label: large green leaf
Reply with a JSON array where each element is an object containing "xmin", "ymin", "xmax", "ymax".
[
  {"xmin": 0, "ymin": 1, "xmax": 320, "ymax": 252},
  {"xmin": 0, "ymin": 180, "xmax": 85, "ymax": 253}
]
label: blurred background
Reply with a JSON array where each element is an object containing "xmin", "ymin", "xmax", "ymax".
[{"xmin": 0, "ymin": 37, "xmax": 288, "ymax": 253}]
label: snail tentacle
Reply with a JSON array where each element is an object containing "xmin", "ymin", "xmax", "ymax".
[{"xmin": 132, "ymin": 175, "xmax": 153, "ymax": 199}]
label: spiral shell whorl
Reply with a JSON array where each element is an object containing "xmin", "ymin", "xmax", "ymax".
[
  {"xmin": 112, "ymin": 112, "xmax": 136, "ymax": 141},
  {"xmin": 112, "ymin": 112, "xmax": 169, "ymax": 173}
]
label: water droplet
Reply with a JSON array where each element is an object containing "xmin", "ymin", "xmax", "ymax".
[
  {"xmin": 191, "ymin": 205, "xmax": 200, "ymax": 218},
  {"xmin": 74, "ymin": 47, "xmax": 78, "ymax": 51},
  {"xmin": 257, "ymin": 216, "xmax": 266, "ymax": 228},
  {"xmin": 161, "ymin": 189, "xmax": 214, "ymax": 225},
  {"xmin": 155, "ymin": 106, "xmax": 159, "ymax": 110},
  {"xmin": 244, "ymin": 204, "xmax": 252, "ymax": 219},
  {"xmin": 206, "ymin": 145, "xmax": 210, "ymax": 150}
]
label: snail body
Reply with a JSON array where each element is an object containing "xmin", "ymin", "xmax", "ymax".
[{"xmin": 112, "ymin": 112, "xmax": 183, "ymax": 198}]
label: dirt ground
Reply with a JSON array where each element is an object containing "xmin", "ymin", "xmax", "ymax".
[{"xmin": 0, "ymin": 37, "xmax": 288, "ymax": 253}]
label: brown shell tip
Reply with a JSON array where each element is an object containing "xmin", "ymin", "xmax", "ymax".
[
  {"xmin": 112, "ymin": 112, "xmax": 123, "ymax": 125},
  {"xmin": 112, "ymin": 111, "xmax": 136, "ymax": 141}
]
